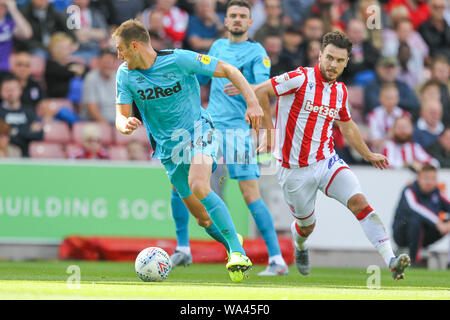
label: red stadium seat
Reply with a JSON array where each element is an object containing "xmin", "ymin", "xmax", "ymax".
[
  {"xmin": 72, "ymin": 122, "xmax": 113, "ymax": 146},
  {"xmin": 113, "ymin": 125, "xmax": 150, "ymax": 146},
  {"xmin": 42, "ymin": 121, "xmax": 71, "ymax": 143},
  {"xmin": 65, "ymin": 143, "xmax": 82, "ymax": 159},
  {"xmin": 108, "ymin": 145, "xmax": 129, "ymax": 161},
  {"xmin": 29, "ymin": 142, "xmax": 66, "ymax": 159}
]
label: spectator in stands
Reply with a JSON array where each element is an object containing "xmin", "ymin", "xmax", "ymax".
[
  {"xmin": 413, "ymin": 99, "xmax": 444, "ymax": 149},
  {"xmin": 20, "ymin": 0, "xmax": 75, "ymax": 56},
  {"xmin": 418, "ymin": 0, "xmax": 450, "ymax": 61},
  {"xmin": 385, "ymin": 0, "xmax": 431, "ymax": 30},
  {"xmin": 309, "ymin": 0, "xmax": 343, "ymax": 33},
  {"xmin": 304, "ymin": 39, "xmax": 320, "ymax": 67},
  {"xmin": 301, "ymin": 15, "xmax": 324, "ymax": 42},
  {"xmin": 185, "ymin": 0, "xmax": 224, "ymax": 53},
  {"xmin": 10, "ymin": 51, "xmax": 46, "ymax": 109},
  {"xmin": 0, "ymin": 75, "xmax": 43, "ymax": 156},
  {"xmin": 429, "ymin": 56, "xmax": 450, "ymax": 124},
  {"xmin": 382, "ymin": 18, "xmax": 428, "ymax": 86},
  {"xmin": 396, "ymin": 41, "xmax": 421, "ymax": 90},
  {"xmin": 341, "ymin": 0, "xmax": 386, "ymax": 51},
  {"xmin": 392, "ymin": 164, "xmax": 450, "ymax": 267},
  {"xmin": 382, "ymin": 116, "xmax": 440, "ymax": 171},
  {"xmin": 0, "ymin": 0, "xmax": 32, "ymax": 72},
  {"xmin": 279, "ymin": 26, "xmax": 305, "ymax": 71},
  {"xmin": 138, "ymin": 0, "xmax": 189, "ymax": 49},
  {"xmin": 44, "ymin": 32, "xmax": 86, "ymax": 102},
  {"xmin": 70, "ymin": 123, "xmax": 108, "ymax": 159},
  {"xmin": 281, "ymin": 0, "xmax": 313, "ymax": 27},
  {"xmin": 363, "ymin": 56, "xmax": 420, "ymax": 115},
  {"xmin": 426, "ymin": 126, "xmax": 450, "ymax": 168},
  {"xmin": 340, "ymin": 18, "xmax": 379, "ymax": 85},
  {"xmin": 104, "ymin": 0, "xmax": 145, "ymax": 26},
  {"xmin": 367, "ymin": 83, "xmax": 411, "ymax": 152},
  {"xmin": 254, "ymin": 0, "xmax": 283, "ymax": 43},
  {"xmin": 127, "ymin": 140, "xmax": 150, "ymax": 161},
  {"xmin": 0, "ymin": 119, "xmax": 22, "ymax": 158},
  {"xmin": 71, "ymin": 0, "xmax": 110, "ymax": 65},
  {"xmin": 262, "ymin": 33, "xmax": 289, "ymax": 77},
  {"xmin": 80, "ymin": 47, "xmax": 117, "ymax": 124}
]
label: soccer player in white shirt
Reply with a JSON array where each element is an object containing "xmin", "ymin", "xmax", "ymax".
[{"xmin": 255, "ymin": 31, "xmax": 411, "ymax": 281}]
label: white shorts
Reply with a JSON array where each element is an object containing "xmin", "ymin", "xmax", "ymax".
[{"xmin": 277, "ymin": 154, "xmax": 362, "ymax": 227}]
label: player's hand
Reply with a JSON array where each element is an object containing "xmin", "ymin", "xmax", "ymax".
[
  {"xmin": 255, "ymin": 129, "xmax": 273, "ymax": 154},
  {"xmin": 364, "ymin": 152, "xmax": 389, "ymax": 170},
  {"xmin": 123, "ymin": 117, "xmax": 142, "ymax": 134},
  {"xmin": 245, "ymin": 101, "xmax": 264, "ymax": 132},
  {"xmin": 223, "ymin": 83, "xmax": 241, "ymax": 96}
]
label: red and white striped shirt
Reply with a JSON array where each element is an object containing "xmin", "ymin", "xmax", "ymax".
[
  {"xmin": 271, "ymin": 65, "xmax": 351, "ymax": 168},
  {"xmin": 382, "ymin": 140, "xmax": 440, "ymax": 169}
]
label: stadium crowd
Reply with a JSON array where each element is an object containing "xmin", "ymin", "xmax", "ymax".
[{"xmin": 0, "ymin": 0, "xmax": 448, "ymax": 168}]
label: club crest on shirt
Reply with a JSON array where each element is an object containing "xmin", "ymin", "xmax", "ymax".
[
  {"xmin": 197, "ymin": 54, "xmax": 211, "ymax": 65},
  {"xmin": 262, "ymin": 56, "xmax": 271, "ymax": 68},
  {"xmin": 337, "ymin": 90, "xmax": 343, "ymax": 103}
]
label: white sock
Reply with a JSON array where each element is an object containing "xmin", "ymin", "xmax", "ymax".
[
  {"xmin": 291, "ymin": 221, "xmax": 308, "ymax": 251},
  {"xmin": 268, "ymin": 254, "xmax": 286, "ymax": 266},
  {"xmin": 176, "ymin": 246, "xmax": 191, "ymax": 255},
  {"xmin": 357, "ymin": 208, "xmax": 395, "ymax": 267}
]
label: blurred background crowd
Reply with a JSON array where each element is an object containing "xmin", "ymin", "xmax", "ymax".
[{"xmin": 0, "ymin": 0, "xmax": 448, "ymax": 169}]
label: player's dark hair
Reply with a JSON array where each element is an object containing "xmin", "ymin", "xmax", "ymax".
[
  {"xmin": 321, "ymin": 31, "xmax": 353, "ymax": 56},
  {"xmin": 226, "ymin": 0, "xmax": 251, "ymax": 14},
  {"xmin": 112, "ymin": 19, "xmax": 150, "ymax": 47}
]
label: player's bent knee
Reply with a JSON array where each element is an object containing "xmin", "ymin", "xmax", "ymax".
[
  {"xmin": 189, "ymin": 180, "xmax": 211, "ymax": 200},
  {"xmin": 347, "ymin": 193, "xmax": 369, "ymax": 214},
  {"xmin": 196, "ymin": 217, "xmax": 211, "ymax": 228},
  {"xmin": 298, "ymin": 221, "xmax": 316, "ymax": 237}
]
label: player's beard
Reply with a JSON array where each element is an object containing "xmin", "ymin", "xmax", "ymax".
[
  {"xmin": 227, "ymin": 24, "xmax": 247, "ymax": 37},
  {"xmin": 319, "ymin": 63, "xmax": 341, "ymax": 82}
]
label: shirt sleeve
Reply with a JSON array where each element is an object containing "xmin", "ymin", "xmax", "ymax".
[
  {"xmin": 175, "ymin": 49, "xmax": 219, "ymax": 77},
  {"xmin": 335, "ymin": 84, "xmax": 351, "ymax": 122},
  {"xmin": 404, "ymin": 187, "xmax": 440, "ymax": 224},
  {"xmin": 115, "ymin": 65, "xmax": 133, "ymax": 105},
  {"xmin": 270, "ymin": 67, "xmax": 306, "ymax": 96},
  {"xmin": 196, "ymin": 42, "xmax": 217, "ymax": 85},
  {"xmin": 251, "ymin": 45, "xmax": 271, "ymax": 84}
]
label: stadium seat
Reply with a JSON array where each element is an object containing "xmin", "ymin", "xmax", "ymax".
[
  {"xmin": 36, "ymin": 98, "xmax": 75, "ymax": 119},
  {"xmin": 29, "ymin": 142, "xmax": 66, "ymax": 159},
  {"xmin": 42, "ymin": 121, "xmax": 71, "ymax": 144},
  {"xmin": 113, "ymin": 125, "xmax": 150, "ymax": 146},
  {"xmin": 72, "ymin": 122, "xmax": 113, "ymax": 146},
  {"xmin": 65, "ymin": 143, "xmax": 82, "ymax": 159},
  {"xmin": 108, "ymin": 145, "xmax": 129, "ymax": 161}
]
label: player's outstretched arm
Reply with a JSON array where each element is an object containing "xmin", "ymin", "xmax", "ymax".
[
  {"xmin": 116, "ymin": 103, "xmax": 142, "ymax": 135},
  {"xmin": 336, "ymin": 119, "xmax": 389, "ymax": 170},
  {"xmin": 254, "ymin": 80, "xmax": 276, "ymax": 153},
  {"xmin": 212, "ymin": 60, "xmax": 263, "ymax": 131}
]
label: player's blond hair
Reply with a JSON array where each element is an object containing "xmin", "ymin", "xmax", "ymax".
[{"xmin": 112, "ymin": 19, "xmax": 150, "ymax": 47}]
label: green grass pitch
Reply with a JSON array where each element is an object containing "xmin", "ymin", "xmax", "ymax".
[{"xmin": 0, "ymin": 260, "xmax": 449, "ymax": 300}]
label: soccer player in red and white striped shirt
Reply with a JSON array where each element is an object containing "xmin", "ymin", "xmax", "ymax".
[{"xmin": 255, "ymin": 31, "xmax": 411, "ymax": 281}]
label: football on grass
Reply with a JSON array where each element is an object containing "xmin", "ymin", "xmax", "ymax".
[{"xmin": 135, "ymin": 247, "xmax": 172, "ymax": 282}]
